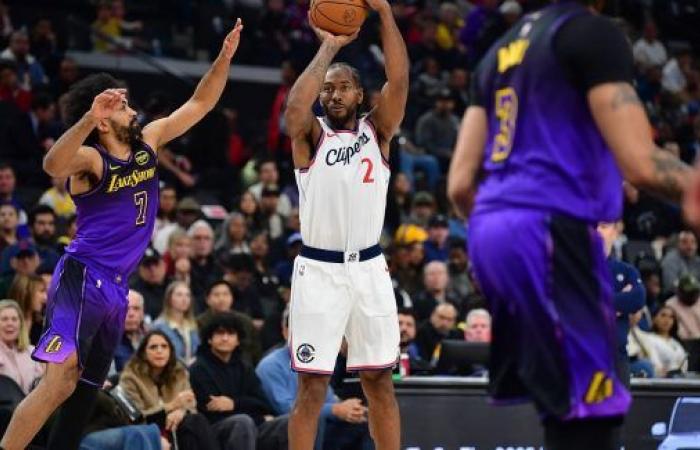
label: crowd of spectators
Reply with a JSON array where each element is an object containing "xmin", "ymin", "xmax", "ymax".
[{"xmin": 0, "ymin": 0, "xmax": 699, "ymax": 448}]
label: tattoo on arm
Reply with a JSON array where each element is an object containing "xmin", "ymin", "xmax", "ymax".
[
  {"xmin": 649, "ymin": 148, "xmax": 691, "ymax": 202},
  {"xmin": 611, "ymin": 83, "xmax": 643, "ymax": 110}
]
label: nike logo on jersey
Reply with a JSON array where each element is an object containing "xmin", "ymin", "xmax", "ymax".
[
  {"xmin": 326, "ymin": 132, "xmax": 336, "ymax": 137},
  {"xmin": 325, "ymin": 132, "xmax": 371, "ymax": 166},
  {"xmin": 109, "ymin": 164, "xmax": 120, "ymax": 170}
]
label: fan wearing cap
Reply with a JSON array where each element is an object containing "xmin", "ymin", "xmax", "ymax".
[
  {"xmin": 153, "ymin": 196, "xmax": 201, "ymax": 255},
  {"xmin": 423, "ymin": 214, "xmax": 450, "ymax": 263},
  {"xmin": 130, "ymin": 246, "xmax": 169, "ymax": 320},
  {"xmin": 414, "ymin": 88, "xmax": 460, "ymax": 169},
  {"xmin": 0, "ymin": 240, "xmax": 40, "ymax": 297},
  {"xmin": 665, "ymin": 274, "xmax": 700, "ymax": 340}
]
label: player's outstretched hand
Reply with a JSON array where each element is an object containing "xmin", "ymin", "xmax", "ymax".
[
  {"xmin": 89, "ymin": 88, "xmax": 126, "ymax": 121},
  {"xmin": 308, "ymin": 12, "xmax": 359, "ymax": 48},
  {"xmin": 220, "ymin": 18, "xmax": 244, "ymax": 60},
  {"xmin": 363, "ymin": 0, "xmax": 390, "ymax": 12}
]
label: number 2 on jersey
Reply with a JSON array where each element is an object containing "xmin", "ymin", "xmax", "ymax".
[
  {"xmin": 134, "ymin": 191, "xmax": 147, "ymax": 226},
  {"xmin": 361, "ymin": 158, "xmax": 374, "ymax": 183},
  {"xmin": 491, "ymin": 87, "xmax": 518, "ymax": 163}
]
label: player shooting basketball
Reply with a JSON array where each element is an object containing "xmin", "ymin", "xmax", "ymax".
[
  {"xmin": 0, "ymin": 20, "xmax": 243, "ymax": 450},
  {"xmin": 283, "ymin": 1, "xmax": 408, "ymax": 449}
]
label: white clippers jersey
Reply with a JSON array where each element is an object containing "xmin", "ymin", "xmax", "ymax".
[{"xmin": 295, "ymin": 116, "xmax": 390, "ymax": 251}]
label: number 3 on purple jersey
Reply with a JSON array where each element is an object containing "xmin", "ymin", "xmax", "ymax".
[
  {"xmin": 134, "ymin": 191, "xmax": 147, "ymax": 226},
  {"xmin": 492, "ymin": 87, "xmax": 518, "ymax": 163}
]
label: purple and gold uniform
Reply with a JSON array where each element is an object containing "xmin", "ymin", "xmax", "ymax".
[
  {"xmin": 33, "ymin": 142, "xmax": 158, "ymax": 385},
  {"xmin": 467, "ymin": 2, "xmax": 631, "ymax": 420}
]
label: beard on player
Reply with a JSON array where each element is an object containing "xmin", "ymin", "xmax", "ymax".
[
  {"xmin": 110, "ymin": 117, "xmax": 143, "ymax": 147},
  {"xmin": 322, "ymin": 101, "xmax": 360, "ymax": 130}
]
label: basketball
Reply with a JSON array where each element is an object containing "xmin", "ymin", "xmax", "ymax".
[{"xmin": 309, "ymin": 0, "xmax": 368, "ymax": 36}]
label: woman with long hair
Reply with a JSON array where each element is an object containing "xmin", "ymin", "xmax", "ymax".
[
  {"xmin": 649, "ymin": 306, "xmax": 688, "ymax": 376},
  {"xmin": 118, "ymin": 330, "xmax": 218, "ymax": 450},
  {"xmin": 0, "ymin": 299, "xmax": 44, "ymax": 395},
  {"xmin": 152, "ymin": 281, "xmax": 199, "ymax": 365},
  {"xmin": 238, "ymin": 191, "xmax": 264, "ymax": 232},
  {"xmin": 7, "ymin": 274, "xmax": 47, "ymax": 345},
  {"xmin": 163, "ymin": 230, "xmax": 192, "ymax": 282},
  {"xmin": 214, "ymin": 212, "xmax": 251, "ymax": 261}
]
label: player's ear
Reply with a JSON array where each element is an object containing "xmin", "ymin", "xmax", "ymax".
[
  {"xmin": 357, "ymin": 87, "xmax": 364, "ymax": 106},
  {"xmin": 96, "ymin": 118, "xmax": 110, "ymax": 134}
]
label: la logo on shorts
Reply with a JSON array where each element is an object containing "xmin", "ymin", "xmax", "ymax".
[
  {"xmin": 296, "ymin": 343, "xmax": 315, "ymax": 363},
  {"xmin": 45, "ymin": 335, "xmax": 63, "ymax": 353}
]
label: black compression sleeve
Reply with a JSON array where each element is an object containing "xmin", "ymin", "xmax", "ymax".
[{"xmin": 554, "ymin": 14, "xmax": 635, "ymax": 92}]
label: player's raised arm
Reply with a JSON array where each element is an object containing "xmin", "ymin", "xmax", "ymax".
[
  {"xmin": 447, "ymin": 106, "xmax": 487, "ymax": 219},
  {"xmin": 142, "ymin": 19, "xmax": 244, "ymax": 149},
  {"xmin": 43, "ymin": 88, "xmax": 125, "ymax": 178},
  {"xmin": 366, "ymin": 0, "xmax": 409, "ymax": 147},
  {"xmin": 588, "ymin": 82, "xmax": 691, "ymax": 203},
  {"xmin": 284, "ymin": 19, "xmax": 357, "ymax": 168}
]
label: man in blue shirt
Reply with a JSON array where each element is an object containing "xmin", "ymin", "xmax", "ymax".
[
  {"xmin": 255, "ymin": 309, "xmax": 368, "ymax": 450},
  {"xmin": 598, "ymin": 222, "xmax": 646, "ymax": 385}
]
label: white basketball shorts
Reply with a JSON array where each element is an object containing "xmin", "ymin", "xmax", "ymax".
[{"xmin": 288, "ymin": 252, "xmax": 400, "ymax": 373}]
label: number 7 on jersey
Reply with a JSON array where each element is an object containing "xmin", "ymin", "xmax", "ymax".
[{"xmin": 134, "ymin": 191, "xmax": 148, "ymax": 226}]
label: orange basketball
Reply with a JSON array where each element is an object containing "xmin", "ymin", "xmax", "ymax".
[{"xmin": 309, "ymin": 0, "xmax": 368, "ymax": 36}]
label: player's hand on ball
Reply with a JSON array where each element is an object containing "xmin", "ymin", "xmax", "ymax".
[
  {"xmin": 89, "ymin": 88, "xmax": 126, "ymax": 121},
  {"xmin": 308, "ymin": 12, "xmax": 359, "ymax": 48},
  {"xmin": 220, "ymin": 18, "xmax": 244, "ymax": 60}
]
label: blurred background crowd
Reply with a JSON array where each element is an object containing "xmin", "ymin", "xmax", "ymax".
[{"xmin": 0, "ymin": 0, "xmax": 699, "ymax": 448}]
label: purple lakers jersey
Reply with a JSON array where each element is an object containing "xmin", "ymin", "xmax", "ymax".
[
  {"xmin": 65, "ymin": 142, "xmax": 159, "ymax": 277},
  {"xmin": 472, "ymin": 1, "xmax": 623, "ymax": 222}
]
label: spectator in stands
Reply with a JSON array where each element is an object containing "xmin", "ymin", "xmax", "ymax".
[
  {"xmin": 190, "ymin": 312, "xmax": 277, "ymax": 450},
  {"xmin": 407, "ymin": 191, "xmax": 437, "ymax": 229},
  {"xmin": 196, "ymin": 280, "xmax": 260, "ymax": 364},
  {"xmin": 51, "ymin": 57, "xmax": 80, "ymax": 98},
  {"xmin": 216, "ymin": 212, "xmax": 251, "ymax": 262},
  {"xmin": 267, "ymin": 61, "xmax": 296, "ymax": 157},
  {"xmin": 256, "ymin": 309, "xmax": 367, "ymax": 450},
  {"xmin": 153, "ymin": 197, "xmax": 201, "ymax": 255},
  {"xmin": 632, "ymin": 21, "xmax": 667, "ymax": 70},
  {"xmin": 0, "ymin": 203, "xmax": 18, "ymax": 253},
  {"xmin": 0, "ymin": 299, "xmax": 43, "ymax": 394},
  {"xmin": 7, "ymin": 273, "xmax": 46, "ymax": 345},
  {"xmin": 447, "ymin": 239, "xmax": 471, "ymax": 300},
  {"xmin": 385, "ymin": 173, "xmax": 414, "ymax": 232},
  {"xmin": 415, "ymin": 88, "xmax": 460, "ymax": 168},
  {"xmin": 188, "ymin": 220, "xmax": 221, "ymax": 312},
  {"xmin": 274, "ymin": 233, "xmax": 301, "ymax": 286},
  {"xmin": 130, "ymin": 246, "xmax": 169, "ymax": 321},
  {"xmin": 30, "ymin": 18, "xmax": 60, "ymax": 77},
  {"xmin": 0, "ymin": 59, "xmax": 30, "ymax": 112},
  {"xmin": 164, "ymin": 229, "xmax": 192, "ymax": 282},
  {"xmin": 662, "ymin": 48, "xmax": 693, "ymax": 97},
  {"xmin": 155, "ymin": 185, "xmax": 177, "ymax": 237},
  {"xmin": 114, "ymin": 290, "xmax": 148, "ymax": 373},
  {"xmin": 413, "ymin": 261, "xmax": 462, "ymax": 322},
  {"xmin": 661, "ymin": 230, "xmax": 700, "ymax": 292},
  {"xmin": 599, "ymin": 221, "xmax": 646, "ymax": 384},
  {"xmin": 398, "ymin": 308, "xmax": 430, "ymax": 374},
  {"xmin": 249, "ymin": 159, "xmax": 291, "ymax": 218},
  {"xmin": 459, "ymin": 0, "xmax": 500, "ymax": 66},
  {"xmin": 0, "ymin": 1, "xmax": 11, "ymax": 44},
  {"xmin": 119, "ymin": 330, "xmax": 219, "ymax": 450},
  {"xmin": 447, "ymin": 67, "xmax": 470, "ymax": 116},
  {"xmin": 423, "ymin": 214, "xmax": 450, "ymax": 263},
  {"xmin": 411, "ymin": 56, "xmax": 448, "ymax": 113},
  {"xmin": 28, "ymin": 205, "xmax": 60, "ymax": 272},
  {"xmin": 665, "ymin": 273, "xmax": 700, "ymax": 340},
  {"xmin": 91, "ymin": 1, "xmax": 121, "ymax": 53},
  {"xmin": 415, "ymin": 303, "xmax": 462, "ymax": 364},
  {"xmin": 397, "ymin": 133, "xmax": 441, "ymax": 191},
  {"xmin": 499, "ymin": 0, "xmax": 523, "ymax": 27},
  {"xmin": 152, "ymin": 281, "xmax": 200, "ymax": 365},
  {"xmin": 39, "ymin": 177, "xmax": 75, "ymax": 220},
  {"xmin": 649, "ymin": 306, "xmax": 688, "ymax": 376},
  {"xmin": 0, "ymin": 30, "xmax": 48, "ymax": 87},
  {"xmin": 389, "ymin": 242, "xmax": 423, "ymax": 297},
  {"xmin": 239, "ymin": 191, "xmax": 264, "ymax": 233},
  {"xmin": 0, "ymin": 242, "xmax": 41, "ymax": 297},
  {"xmin": 223, "ymin": 254, "xmax": 265, "ymax": 329},
  {"xmin": 435, "ymin": 2, "xmax": 463, "ymax": 52},
  {"xmin": 463, "ymin": 309, "xmax": 491, "ymax": 343},
  {"xmin": 259, "ymin": 186, "xmax": 285, "ymax": 240}
]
